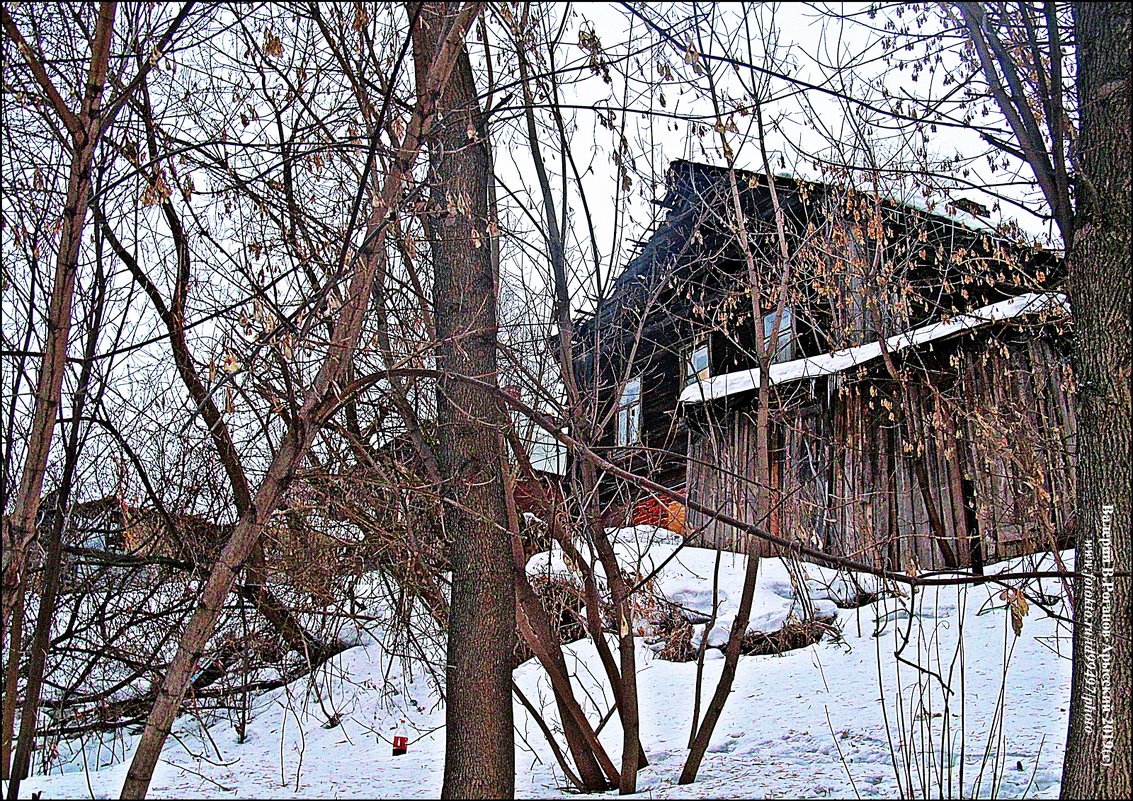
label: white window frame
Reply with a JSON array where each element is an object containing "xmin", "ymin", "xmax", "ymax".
[
  {"xmin": 761, "ymin": 306, "xmax": 795, "ymax": 363},
  {"xmin": 685, "ymin": 339, "xmax": 710, "ymax": 387},
  {"xmin": 615, "ymin": 375, "xmax": 643, "ymax": 447}
]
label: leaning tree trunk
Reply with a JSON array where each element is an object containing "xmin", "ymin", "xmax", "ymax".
[
  {"xmin": 1061, "ymin": 3, "xmax": 1132, "ymax": 798},
  {"xmin": 409, "ymin": 4, "xmax": 514, "ymax": 798},
  {"xmin": 118, "ymin": 9, "xmax": 482, "ymax": 796}
]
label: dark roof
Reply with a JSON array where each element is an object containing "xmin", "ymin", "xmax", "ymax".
[{"xmin": 580, "ymin": 159, "xmax": 1058, "ymax": 338}]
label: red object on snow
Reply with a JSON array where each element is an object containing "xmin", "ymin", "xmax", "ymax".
[
  {"xmin": 393, "ymin": 720, "xmax": 408, "ymax": 756},
  {"xmin": 630, "ymin": 496, "xmax": 686, "ymax": 533}
]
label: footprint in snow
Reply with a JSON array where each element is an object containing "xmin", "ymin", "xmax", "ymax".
[{"xmin": 707, "ymin": 738, "xmax": 739, "ymax": 753}]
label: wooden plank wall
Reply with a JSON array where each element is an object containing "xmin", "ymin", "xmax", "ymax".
[
  {"xmin": 956, "ymin": 336, "xmax": 1077, "ymax": 561},
  {"xmin": 686, "ymin": 412, "xmax": 763, "ymax": 554},
  {"xmin": 687, "ymin": 335, "xmax": 1075, "ymax": 569}
]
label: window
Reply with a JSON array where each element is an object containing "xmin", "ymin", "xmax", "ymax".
[
  {"xmin": 761, "ymin": 306, "xmax": 795, "ymax": 363},
  {"xmin": 616, "ymin": 375, "xmax": 642, "ymax": 446},
  {"xmin": 685, "ymin": 340, "xmax": 710, "ymax": 386}
]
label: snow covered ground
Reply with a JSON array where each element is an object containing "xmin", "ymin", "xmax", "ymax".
[{"xmin": 7, "ymin": 528, "xmax": 1073, "ymax": 799}]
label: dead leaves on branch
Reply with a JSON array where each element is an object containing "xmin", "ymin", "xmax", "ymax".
[{"xmin": 999, "ymin": 585, "xmax": 1031, "ymax": 636}]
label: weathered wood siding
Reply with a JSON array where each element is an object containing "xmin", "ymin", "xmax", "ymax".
[
  {"xmin": 685, "ymin": 411, "xmax": 765, "ymax": 554},
  {"xmin": 687, "ymin": 334, "xmax": 1075, "ymax": 568},
  {"xmin": 956, "ymin": 336, "xmax": 1077, "ymax": 561}
]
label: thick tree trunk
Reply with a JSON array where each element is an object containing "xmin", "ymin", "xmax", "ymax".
[
  {"xmin": 118, "ymin": 10, "xmax": 481, "ymax": 796},
  {"xmin": 409, "ymin": 5, "xmax": 514, "ymax": 797},
  {"xmin": 1062, "ymin": 3, "xmax": 1132, "ymax": 797}
]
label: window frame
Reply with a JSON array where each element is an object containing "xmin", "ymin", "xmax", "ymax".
[
  {"xmin": 615, "ymin": 374, "xmax": 643, "ymax": 447},
  {"xmin": 761, "ymin": 306, "xmax": 795, "ymax": 363},
  {"xmin": 685, "ymin": 339, "xmax": 710, "ymax": 387}
]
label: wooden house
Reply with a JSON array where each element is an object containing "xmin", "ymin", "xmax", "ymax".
[{"xmin": 576, "ymin": 160, "xmax": 1074, "ymax": 571}]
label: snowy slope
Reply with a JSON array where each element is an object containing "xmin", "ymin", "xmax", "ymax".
[{"xmin": 8, "ymin": 529, "xmax": 1073, "ymax": 799}]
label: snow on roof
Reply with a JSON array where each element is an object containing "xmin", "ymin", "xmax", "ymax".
[
  {"xmin": 679, "ymin": 291, "xmax": 1069, "ymax": 405},
  {"xmin": 880, "ymin": 188, "xmax": 1001, "ymax": 235},
  {"xmin": 673, "ymin": 159, "xmax": 1006, "ymax": 236}
]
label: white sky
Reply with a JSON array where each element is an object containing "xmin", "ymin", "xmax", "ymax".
[
  {"xmin": 1, "ymin": 2, "xmax": 1068, "ymax": 497},
  {"xmin": 484, "ymin": 1, "xmax": 1060, "ymax": 320}
]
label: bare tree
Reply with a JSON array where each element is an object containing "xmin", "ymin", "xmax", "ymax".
[
  {"xmin": 118, "ymin": 5, "xmax": 483, "ymax": 796},
  {"xmin": 943, "ymin": 3, "xmax": 1129, "ymax": 793},
  {"xmin": 405, "ymin": 2, "xmax": 518, "ymax": 797},
  {"xmin": 1, "ymin": 3, "xmax": 1110, "ymax": 797},
  {"xmin": 1, "ymin": 0, "xmax": 197, "ymax": 778},
  {"xmin": 1049, "ymin": 4, "xmax": 1129, "ymax": 794}
]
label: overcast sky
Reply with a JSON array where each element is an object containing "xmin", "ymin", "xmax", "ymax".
[{"xmin": 485, "ymin": 0, "xmax": 1058, "ymax": 315}]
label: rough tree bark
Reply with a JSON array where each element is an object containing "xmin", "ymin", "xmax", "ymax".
[
  {"xmin": 1061, "ymin": 3, "xmax": 1132, "ymax": 797},
  {"xmin": 408, "ymin": 4, "xmax": 515, "ymax": 797},
  {"xmin": 117, "ymin": 7, "xmax": 482, "ymax": 796},
  {"xmin": 945, "ymin": 3, "xmax": 1130, "ymax": 790}
]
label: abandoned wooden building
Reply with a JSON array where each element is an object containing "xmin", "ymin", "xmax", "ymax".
[{"xmin": 576, "ymin": 160, "xmax": 1074, "ymax": 572}]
